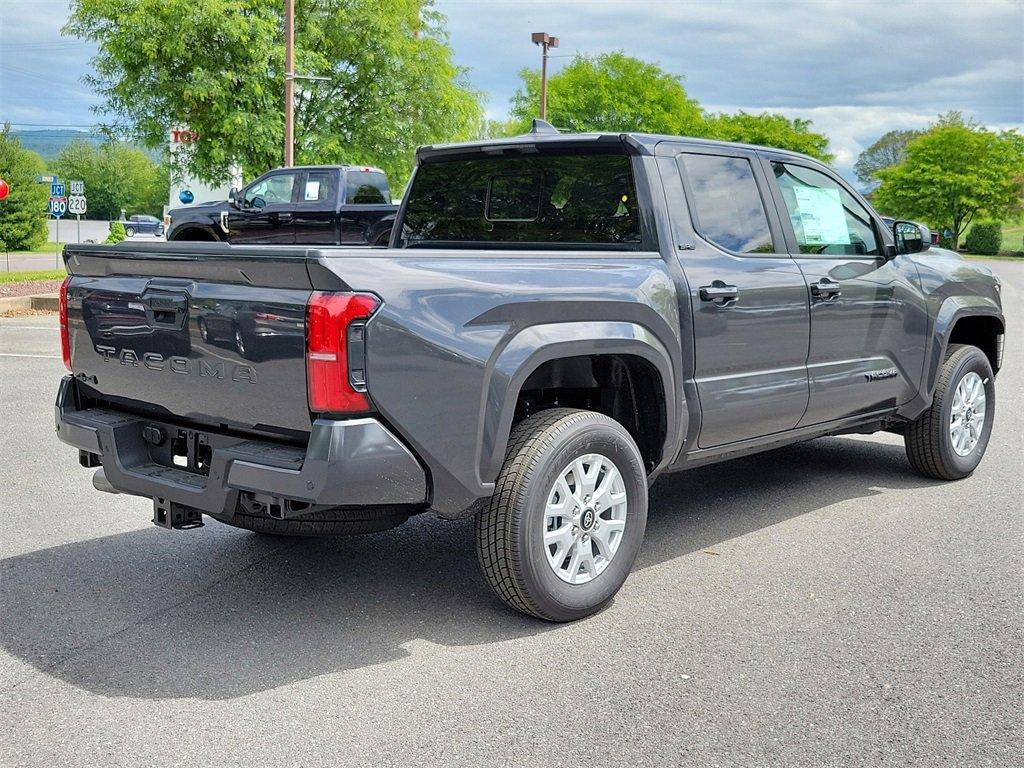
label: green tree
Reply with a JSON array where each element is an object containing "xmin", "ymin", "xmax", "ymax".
[
  {"xmin": 510, "ymin": 51, "xmax": 704, "ymax": 135},
  {"xmin": 509, "ymin": 53, "xmax": 830, "ymax": 161},
  {"xmin": 702, "ymin": 111, "xmax": 832, "ymax": 162},
  {"xmin": 51, "ymin": 140, "xmax": 168, "ymax": 220},
  {"xmin": 0, "ymin": 124, "xmax": 50, "ymax": 251},
  {"xmin": 873, "ymin": 123, "xmax": 1024, "ymax": 249},
  {"xmin": 66, "ymin": 0, "xmax": 481, "ymax": 187},
  {"xmin": 853, "ymin": 129, "xmax": 921, "ymax": 185}
]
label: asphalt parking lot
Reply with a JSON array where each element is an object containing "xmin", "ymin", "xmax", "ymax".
[{"xmin": 1, "ymin": 259, "xmax": 1021, "ymax": 767}]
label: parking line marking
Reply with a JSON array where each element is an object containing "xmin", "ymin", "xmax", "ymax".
[
  {"xmin": 0, "ymin": 353, "xmax": 60, "ymax": 359},
  {"xmin": 0, "ymin": 326, "xmax": 59, "ymax": 331}
]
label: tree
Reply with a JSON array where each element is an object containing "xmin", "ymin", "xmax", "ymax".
[
  {"xmin": 508, "ymin": 53, "xmax": 830, "ymax": 161},
  {"xmin": 873, "ymin": 123, "xmax": 1024, "ymax": 249},
  {"xmin": 0, "ymin": 124, "xmax": 49, "ymax": 251},
  {"xmin": 65, "ymin": 0, "xmax": 482, "ymax": 186},
  {"xmin": 51, "ymin": 140, "xmax": 169, "ymax": 220},
  {"xmin": 509, "ymin": 52, "xmax": 704, "ymax": 136},
  {"xmin": 853, "ymin": 129, "xmax": 921, "ymax": 185},
  {"xmin": 702, "ymin": 111, "xmax": 832, "ymax": 162}
]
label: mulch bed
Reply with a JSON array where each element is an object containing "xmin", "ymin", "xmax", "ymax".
[{"xmin": 0, "ymin": 279, "xmax": 64, "ymax": 298}]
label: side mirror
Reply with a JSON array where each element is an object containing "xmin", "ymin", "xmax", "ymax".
[
  {"xmin": 228, "ymin": 187, "xmax": 240, "ymax": 208},
  {"xmin": 893, "ymin": 220, "xmax": 929, "ymax": 255},
  {"xmin": 251, "ymin": 195, "xmax": 267, "ymax": 210}
]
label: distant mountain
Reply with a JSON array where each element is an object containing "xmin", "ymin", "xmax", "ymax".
[
  {"xmin": 12, "ymin": 129, "xmax": 105, "ymax": 160},
  {"xmin": 12, "ymin": 129, "xmax": 161, "ymax": 163}
]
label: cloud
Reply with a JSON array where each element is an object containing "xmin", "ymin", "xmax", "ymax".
[
  {"xmin": 442, "ymin": 0, "xmax": 1024, "ymax": 174},
  {"xmin": 0, "ymin": 0, "xmax": 99, "ymax": 127},
  {"xmin": 3, "ymin": 0, "xmax": 1022, "ymax": 175}
]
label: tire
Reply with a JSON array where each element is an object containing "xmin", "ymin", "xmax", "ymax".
[
  {"xmin": 220, "ymin": 505, "xmax": 411, "ymax": 537},
  {"xmin": 124, "ymin": 226, "xmax": 135, "ymax": 237},
  {"xmin": 475, "ymin": 408, "xmax": 648, "ymax": 622},
  {"xmin": 905, "ymin": 343, "xmax": 995, "ymax": 480},
  {"xmin": 198, "ymin": 317, "xmax": 211, "ymax": 343}
]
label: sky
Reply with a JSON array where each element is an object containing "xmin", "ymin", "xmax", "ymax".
[{"xmin": 2, "ymin": 0, "xmax": 1023, "ymax": 180}]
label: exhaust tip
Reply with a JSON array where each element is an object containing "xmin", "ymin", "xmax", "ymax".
[{"xmin": 92, "ymin": 468, "xmax": 120, "ymax": 495}]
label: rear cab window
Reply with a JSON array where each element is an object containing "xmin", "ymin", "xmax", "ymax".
[
  {"xmin": 346, "ymin": 170, "xmax": 390, "ymax": 204},
  {"xmin": 399, "ymin": 149, "xmax": 642, "ymax": 249}
]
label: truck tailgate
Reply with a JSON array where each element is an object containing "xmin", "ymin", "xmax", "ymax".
[{"xmin": 63, "ymin": 243, "xmax": 319, "ymax": 437}]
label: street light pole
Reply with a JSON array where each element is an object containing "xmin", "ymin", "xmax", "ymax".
[
  {"xmin": 284, "ymin": 0, "xmax": 295, "ymax": 167},
  {"xmin": 531, "ymin": 32, "xmax": 559, "ymax": 121}
]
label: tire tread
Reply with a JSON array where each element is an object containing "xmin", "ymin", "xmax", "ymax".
[
  {"xmin": 474, "ymin": 408, "xmax": 620, "ymax": 620},
  {"xmin": 905, "ymin": 343, "xmax": 986, "ymax": 480}
]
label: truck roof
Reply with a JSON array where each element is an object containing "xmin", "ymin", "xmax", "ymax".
[
  {"xmin": 417, "ymin": 121, "xmax": 818, "ymax": 165},
  {"xmin": 265, "ymin": 164, "xmax": 387, "ymax": 174}
]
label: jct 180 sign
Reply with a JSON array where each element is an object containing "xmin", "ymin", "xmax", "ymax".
[{"xmin": 48, "ymin": 196, "xmax": 68, "ymax": 217}]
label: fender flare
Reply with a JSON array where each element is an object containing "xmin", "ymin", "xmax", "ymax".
[
  {"xmin": 167, "ymin": 222, "xmax": 223, "ymax": 242},
  {"xmin": 923, "ymin": 296, "xmax": 1004, "ymax": 397},
  {"xmin": 367, "ymin": 215, "xmax": 396, "ymax": 246},
  {"xmin": 477, "ymin": 321, "xmax": 681, "ymax": 484}
]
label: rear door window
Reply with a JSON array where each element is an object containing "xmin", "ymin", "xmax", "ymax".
[
  {"xmin": 304, "ymin": 171, "xmax": 336, "ymax": 204},
  {"xmin": 400, "ymin": 151, "xmax": 642, "ymax": 249},
  {"xmin": 678, "ymin": 154, "xmax": 775, "ymax": 254}
]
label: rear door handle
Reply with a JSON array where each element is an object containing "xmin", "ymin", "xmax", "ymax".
[
  {"xmin": 277, "ymin": 211, "xmax": 293, "ymax": 222},
  {"xmin": 810, "ymin": 279, "xmax": 842, "ymax": 300},
  {"xmin": 699, "ymin": 282, "xmax": 739, "ymax": 304}
]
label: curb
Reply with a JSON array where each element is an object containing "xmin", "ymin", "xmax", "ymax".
[{"xmin": 0, "ymin": 293, "xmax": 59, "ymax": 312}]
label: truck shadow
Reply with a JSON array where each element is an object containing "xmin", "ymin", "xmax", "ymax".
[{"xmin": 1, "ymin": 436, "xmax": 941, "ymax": 701}]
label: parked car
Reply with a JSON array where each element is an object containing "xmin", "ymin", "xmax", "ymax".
[
  {"xmin": 56, "ymin": 123, "xmax": 1004, "ymax": 621},
  {"xmin": 165, "ymin": 165, "xmax": 398, "ymax": 246},
  {"xmin": 121, "ymin": 214, "xmax": 164, "ymax": 238}
]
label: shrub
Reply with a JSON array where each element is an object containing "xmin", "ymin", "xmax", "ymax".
[
  {"xmin": 105, "ymin": 221, "xmax": 126, "ymax": 244},
  {"xmin": 963, "ymin": 222, "xmax": 1002, "ymax": 255},
  {"xmin": 0, "ymin": 126, "xmax": 49, "ymax": 250},
  {"xmin": 938, "ymin": 231, "xmax": 956, "ymax": 250}
]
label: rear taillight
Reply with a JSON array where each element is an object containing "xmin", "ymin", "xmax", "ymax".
[
  {"xmin": 59, "ymin": 276, "xmax": 71, "ymax": 370},
  {"xmin": 305, "ymin": 292, "xmax": 380, "ymax": 413}
]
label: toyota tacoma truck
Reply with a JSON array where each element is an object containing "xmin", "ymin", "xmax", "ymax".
[
  {"xmin": 56, "ymin": 122, "xmax": 1005, "ymax": 622},
  {"xmin": 165, "ymin": 164, "xmax": 396, "ymax": 246}
]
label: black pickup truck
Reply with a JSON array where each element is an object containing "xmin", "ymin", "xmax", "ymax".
[
  {"xmin": 166, "ymin": 165, "xmax": 397, "ymax": 246},
  {"xmin": 56, "ymin": 123, "xmax": 1005, "ymax": 621}
]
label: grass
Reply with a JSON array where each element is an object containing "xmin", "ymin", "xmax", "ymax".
[
  {"xmin": 2, "ymin": 241, "xmax": 66, "ymax": 257},
  {"xmin": 0, "ymin": 269, "xmax": 67, "ymax": 284}
]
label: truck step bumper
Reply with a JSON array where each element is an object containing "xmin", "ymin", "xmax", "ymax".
[{"xmin": 55, "ymin": 376, "xmax": 427, "ymax": 520}]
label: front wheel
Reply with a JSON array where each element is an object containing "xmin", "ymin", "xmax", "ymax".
[
  {"xmin": 124, "ymin": 226, "xmax": 135, "ymax": 237},
  {"xmin": 475, "ymin": 408, "xmax": 648, "ymax": 622},
  {"xmin": 905, "ymin": 343, "xmax": 995, "ymax": 480}
]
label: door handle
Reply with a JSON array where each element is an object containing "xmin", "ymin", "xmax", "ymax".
[
  {"xmin": 810, "ymin": 279, "xmax": 841, "ymax": 300},
  {"xmin": 699, "ymin": 282, "xmax": 739, "ymax": 304},
  {"xmin": 277, "ymin": 211, "xmax": 293, "ymax": 221}
]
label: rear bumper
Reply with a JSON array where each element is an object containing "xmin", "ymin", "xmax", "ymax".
[{"xmin": 55, "ymin": 376, "xmax": 427, "ymax": 519}]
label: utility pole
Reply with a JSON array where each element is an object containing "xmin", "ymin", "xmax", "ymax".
[
  {"xmin": 531, "ymin": 32, "xmax": 559, "ymax": 121},
  {"xmin": 284, "ymin": 0, "xmax": 295, "ymax": 167}
]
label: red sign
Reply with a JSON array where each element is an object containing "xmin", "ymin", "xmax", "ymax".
[
  {"xmin": 0, "ymin": 178, "xmax": 9, "ymax": 201},
  {"xmin": 171, "ymin": 129, "xmax": 199, "ymax": 143}
]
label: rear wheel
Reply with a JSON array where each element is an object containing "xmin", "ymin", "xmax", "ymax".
[
  {"xmin": 905, "ymin": 344, "xmax": 995, "ymax": 480},
  {"xmin": 475, "ymin": 408, "xmax": 648, "ymax": 622}
]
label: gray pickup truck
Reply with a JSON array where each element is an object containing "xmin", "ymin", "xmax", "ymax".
[{"xmin": 56, "ymin": 123, "xmax": 1005, "ymax": 621}]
